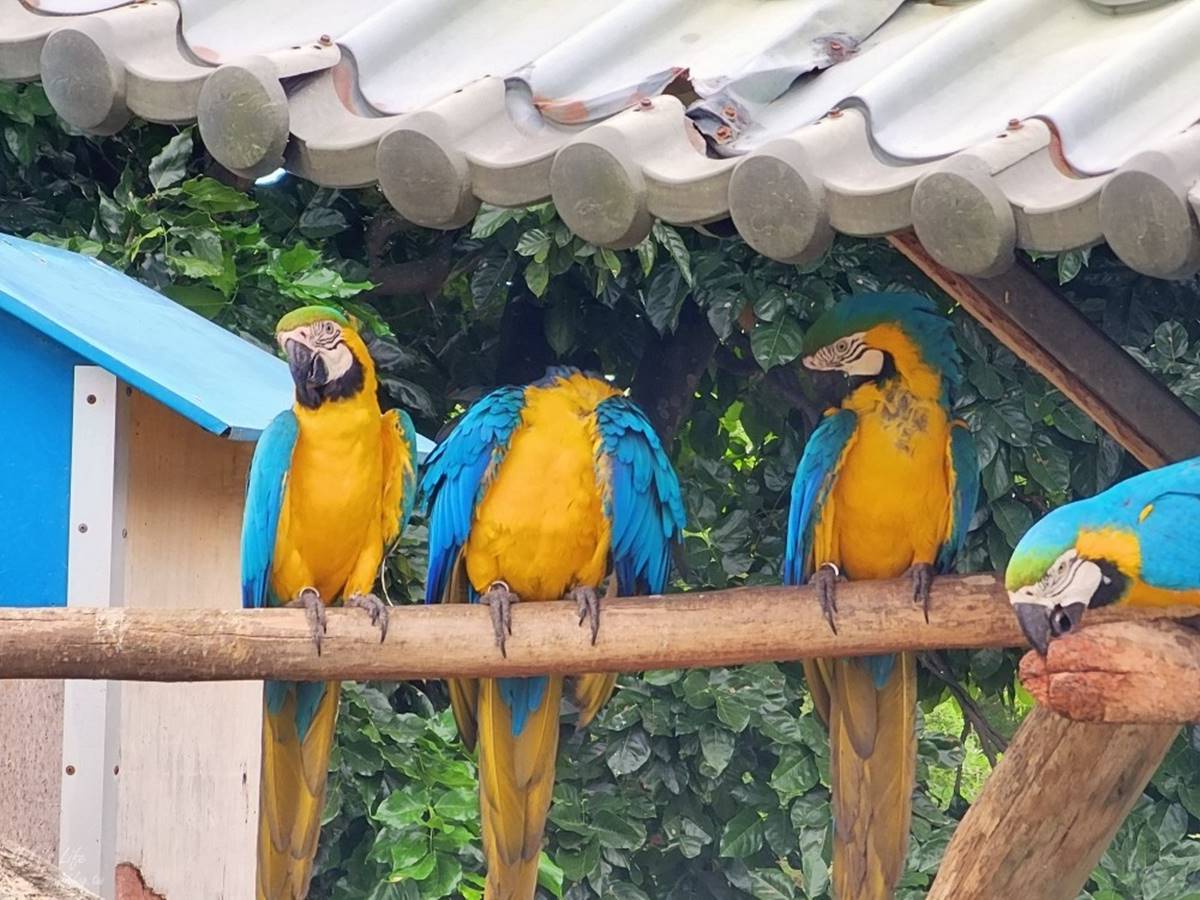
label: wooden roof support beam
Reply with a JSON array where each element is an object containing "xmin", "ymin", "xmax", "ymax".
[
  {"xmin": 1020, "ymin": 620, "xmax": 1200, "ymax": 724},
  {"xmin": 888, "ymin": 232, "xmax": 1200, "ymax": 468},
  {"xmin": 2, "ymin": 577, "xmax": 1197, "ymax": 683},
  {"xmin": 888, "ymin": 232, "xmax": 1200, "ymax": 900}
]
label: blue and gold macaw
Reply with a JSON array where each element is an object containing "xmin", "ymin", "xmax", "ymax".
[
  {"xmin": 783, "ymin": 293, "xmax": 979, "ymax": 900},
  {"xmin": 1008, "ymin": 456, "xmax": 1200, "ymax": 654},
  {"xmin": 241, "ymin": 306, "xmax": 418, "ymax": 899},
  {"xmin": 420, "ymin": 366, "xmax": 685, "ymax": 899}
]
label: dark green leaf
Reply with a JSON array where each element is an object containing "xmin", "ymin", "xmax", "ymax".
[
  {"xmin": 1057, "ymin": 247, "xmax": 1089, "ymax": 284},
  {"xmin": 770, "ymin": 751, "xmax": 818, "ymax": 799},
  {"xmin": 751, "ymin": 317, "xmax": 804, "ymax": 370},
  {"xmin": 664, "ymin": 815, "xmax": 713, "ymax": 859},
  {"xmin": 652, "ymin": 221, "xmax": 693, "ymax": 286},
  {"xmin": 992, "ymin": 499, "xmax": 1033, "ymax": 547},
  {"xmin": 1154, "ymin": 321, "xmax": 1189, "ymax": 361},
  {"xmin": 753, "ymin": 286, "xmax": 785, "ymax": 323},
  {"xmin": 537, "ymin": 852, "xmax": 565, "ymax": 900},
  {"xmin": 181, "ymin": 177, "xmax": 256, "ymax": 213},
  {"xmin": 375, "ymin": 788, "xmax": 428, "ymax": 827},
  {"xmin": 470, "ymin": 254, "xmax": 516, "ymax": 309},
  {"xmin": 642, "ymin": 266, "xmax": 685, "ymax": 334},
  {"xmin": 471, "ymin": 204, "xmax": 523, "ymax": 238},
  {"xmin": 148, "ymin": 130, "xmax": 193, "ymax": 190},
  {"xmin": 1023, "ymin": 433, "xmax": 1071, "ymax": 495},
  {"xmin": 636, "ymin": 236, "xmax": 656, "ymax": 276},
  {"xmin": 525, "ymin": 260, "xmax": 549, "ymax": 297},
  {"xmin": 606, "ymin": 728, "xmax": 651, "ymax": 776},
  {"xmin": 419, "ymin": 854, "xmax": 462, "ymax": 896},
  {"xmin": 592, "ymin": 810, "xmax": 647, "ymax": 850},
  {"xmin": 515, "ymin": 227, "xmax": 551, "ymax": 258},
  {"xmin": 719, "ymin": 809, "xmax": 764, "ymax": 859},
  {"xmin": 699, "ymin": 725, "xmax": 735, "ymax": 776},
  {"xmin": 714, "ymin": 692, "xmax": 753, "ymax": 733},
  {"xmin": 748, "ymin": 868, "xmax": 797, "ymax": 900}
]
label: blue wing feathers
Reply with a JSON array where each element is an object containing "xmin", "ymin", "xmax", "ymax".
[
  {"xmin": 396, "ymin": 407, "xmax": 419, "ymax": 536},
  {"xmin": 783, "ymin": 411, "xmax": 857, "ymax": 587},
  {"xmin": 937, "ymin": 422, "xmax": 981, "ymax": 572},
  {"xmin": 240, "ymin": 410, "xmax": 298, "ymax": 610},
  {"xmin": 419, "ymin": 386, "xmax": 526, "ymax": 606},
  {"xmin": 595, "ymin": 396, "xmax": 686, "ymax": 597}
]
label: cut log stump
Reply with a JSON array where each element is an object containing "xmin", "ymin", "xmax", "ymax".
[{"xmin": 1020, "ymin": 620, "xmax": 1200, "ymax": 724}]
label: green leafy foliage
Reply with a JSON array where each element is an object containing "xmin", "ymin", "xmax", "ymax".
[{"xmin": 7, "ymin": 85, "xmax": 1200, "ymax": 898}]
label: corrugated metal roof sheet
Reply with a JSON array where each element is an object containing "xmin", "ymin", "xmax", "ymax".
[
  {"xmin": 0, "ymin": 233, "xmax": 437, "ymax": 455},
  {"xmin": 5, "ymin": 0, "xmax": 1200, "ymax": 280}
]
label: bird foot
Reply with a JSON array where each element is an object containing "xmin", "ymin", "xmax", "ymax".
[
  {"xmin": 812, "ymin": 563, "xmax": 842, "ymax": 635},
  {"xmin": 345, "ymin": 592, "xmax": 389, "ymax": 643},
  {"xmin": 479, "ymin": 581, "xmax": 520, "ymax": 658},
  {"xmin": 911, "ymin": 563, "xmax": 935, "ymax": 624},
  {"xmin": 286, "ymin": 587, "xmax": 326, "ymax": 655},
  {"xmin": 566, "ymin": 585, "xmax": 601, "ymax": 646}
]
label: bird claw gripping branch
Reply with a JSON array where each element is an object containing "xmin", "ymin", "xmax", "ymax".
[
  {"xmin": 345, "ymin": 592, "xmax": 389, "ymax": 642},
  {"xmin": 567, "ymin": 585, "xmax": 602, "ymax": 645},
  {"xmin": 286, "ymin": 586, "xmax": 326, "ymax": 655},
  {"xmin": 813, "ymin": 562, "xmax": 842, "ymax": 635},
  {"xmin": 910, "ymin": 563, "xmax": 935, "ymax": 624},
  {"xmin": 481, "ymin": 580, "xmax": 520, "ymax": 657}
]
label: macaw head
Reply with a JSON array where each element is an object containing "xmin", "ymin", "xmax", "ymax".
[
  {"xmin": 1005, "ymin": 502, "xmax": 1131, "ymax": 655},
  {"xmin": 275, "ymin": 305, "xmax": 373, "ymax": 409},
  {"xmin": 800, "ymin": 292, "xmax": 962, "ymax": 392}
]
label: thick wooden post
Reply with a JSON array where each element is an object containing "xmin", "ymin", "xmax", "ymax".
[
  {"xmin": 927, "ymin": 708, "xmax": 1177, "ymax": 900},
  {"xmin": 889, "ymin": 232, "xmax": 1197, "ymax": 900}
]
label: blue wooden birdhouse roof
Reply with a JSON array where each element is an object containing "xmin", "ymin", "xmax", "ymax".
[
  {"xmin": 0, "ymin": 232, "xmax": 433, "ymax": 455},
  {"xmin": 0, "ymin": 233, "xmax": 296, "ymax": 441}
]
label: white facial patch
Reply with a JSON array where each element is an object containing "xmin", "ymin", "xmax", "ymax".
[
  {"xmin": 277, "ymin": 322, "xmax": 354, "ymax": 384},
  {"xmin": 320, "ymin": 342, "xmax": 354, "ymax": 383},
  {"xmin": 1008, "ymin": 549, "xmax": 1103, "ymax": 610},
  {"xmin": 803, "ymin": 331, "xmax": 875, "ymax": 375}
]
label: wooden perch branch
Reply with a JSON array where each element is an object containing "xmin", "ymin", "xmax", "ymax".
[
  {"xmin": 2, "ymin": 575, "xmax": 1199, "ymax": 682},
  {"xmin": 1020, "ymin": 619, "xmax": 1200, "ymax": 724}
]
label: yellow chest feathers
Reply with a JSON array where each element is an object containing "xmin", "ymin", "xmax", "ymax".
[
  {"xmin": 830, "ymin": 381, "xmax": 954, "ymax": 579},
  {"xmin": 466, "ymin": 373, "xmax": 619, "ymax": 602}
]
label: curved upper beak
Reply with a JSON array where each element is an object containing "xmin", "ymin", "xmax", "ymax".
[
  {"xmin": 1011, "ymin": 599, "xmax": 1086, "ymax": 656},
  {"xmin": 283, "ymin": 337, "xmax": 324, "ymax": 385}
]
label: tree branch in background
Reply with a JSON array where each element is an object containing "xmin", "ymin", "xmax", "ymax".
[
  {"xmin": 364, "ymin": 210, "xmax": 456, "ymax": 301},
  {"xmin": 632, "ymin": 299, "xmax": 719, "ymax": 444},
  {"xmin": 919, "ymin": 650, "xmax": 1007, "ymax": 765},
  {"xmin": 713, "ymin": 340, "xmax": 827, "ymax": 433}
]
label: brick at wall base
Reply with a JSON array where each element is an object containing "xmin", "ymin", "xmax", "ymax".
[{"xmin": 115, "ymin": 864, "xmax": 165, "ymax": 900}]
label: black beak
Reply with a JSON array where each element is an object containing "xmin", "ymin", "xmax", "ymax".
[
  {"xmin": 284, "ymin": 339, "xmax": 325, "ymax": 408},
  {"xmin": 1013, "ymin": 601, "xmax": 1086, "ymax": 656},
  {"xmin": 284, "ymin": 338, "xmax": 313, "ymax": 380}
]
